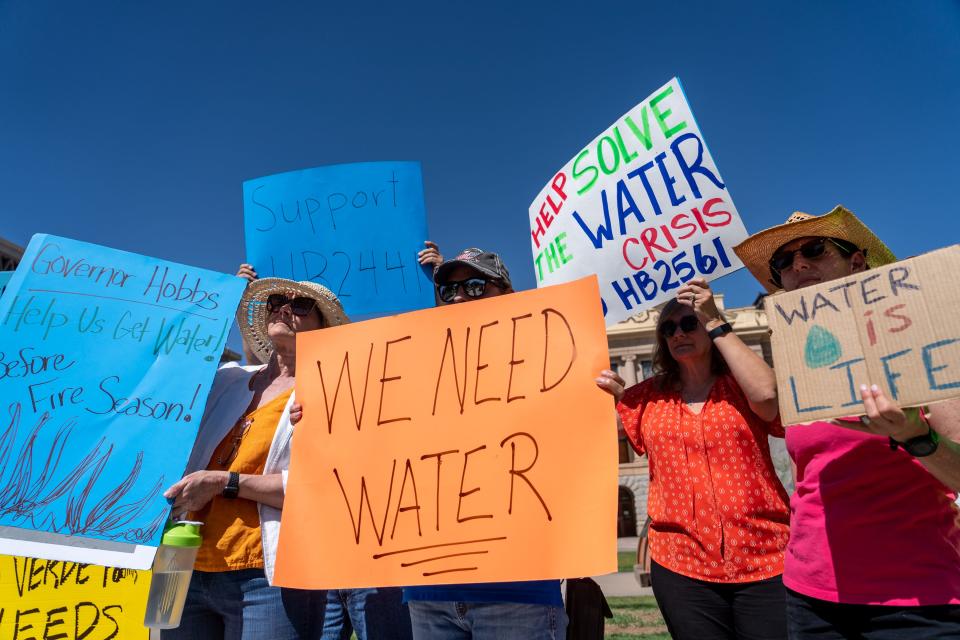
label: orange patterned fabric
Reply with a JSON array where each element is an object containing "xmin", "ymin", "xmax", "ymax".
[
  {"xmin": 193, "ymin": 389, "xmax": 292, "ymax": 572},
  {"xmin": 617, "ymin": 374, "xmax": 790, "ymax": 583}
]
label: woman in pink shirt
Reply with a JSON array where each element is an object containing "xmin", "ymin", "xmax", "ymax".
[{"xmin": 734, "ymin": 206, "xmax": 960, "ymax": 638}]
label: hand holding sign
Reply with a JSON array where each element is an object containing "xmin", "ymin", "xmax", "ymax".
[{"xmin": 675, "ymin": 277, "xmax": 723, "ymax": 324}]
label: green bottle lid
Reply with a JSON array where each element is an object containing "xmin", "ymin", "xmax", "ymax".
[{"xmin": 160, "ymin": 521, "xmax": 203, "ymax": 548}]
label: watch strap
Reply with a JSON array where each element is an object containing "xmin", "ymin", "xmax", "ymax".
[
  {"xmin": 889, "ymin": 427, "xmax": 939, "ymax": 458},
  {"xmin": 222, "ymin": 471, "xmax": 240, "ymax": 499},
  {"xmin": 707, "ymin": 322, "xmax": 733, "ymax": 340}
]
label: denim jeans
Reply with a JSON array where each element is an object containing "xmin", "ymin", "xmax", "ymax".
[
  {"xmin": 161, "ymin": 569, "xmax": 324, "ymax": 640},
  {"xmin": 407, "ymin": 601, "xmax": 568, "ymax": 640},
  {"xmin": 161, "ymin": 569, "xmax": 411, "ymax": 640},
  {"xmin": 321, "ymin": 588, "xmax": 413, "ymax": 640},
  {"xmin": 786, "ymin": 589, "xmax": 960, "ymax": 639}
]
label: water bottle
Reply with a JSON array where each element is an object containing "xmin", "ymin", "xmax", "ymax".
[{"xmin": 143, "ymin": 521, "xmax": 202, "ymax": 629}]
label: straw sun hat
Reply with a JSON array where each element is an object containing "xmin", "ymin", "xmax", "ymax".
[
  {"xmin": 236, "ymin": 278, "xmax": 350, "ymax": 363},
  {"xmin": 733, "ymin": 205, "xmax": 897, "ymax": 293}
]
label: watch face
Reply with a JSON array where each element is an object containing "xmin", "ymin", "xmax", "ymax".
[{"xmin": 904, "ymin": 436, "xmax": 938, "ymax": 457}]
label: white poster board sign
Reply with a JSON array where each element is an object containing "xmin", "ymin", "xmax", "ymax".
[{"xmin": 528, "ymin": 77, "xmax": 748, "ymax": 325}]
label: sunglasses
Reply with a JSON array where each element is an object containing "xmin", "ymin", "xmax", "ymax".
[
  {"xmin": 266, "ymin": 294, "xmax": 317, "ymax": 316},
  {"xmin": 769, "ymin": 237, "xmax": 846, "ymax": 274},
  {"xmin": 437, "ymin": 277, "xmax": 492, "ymax": 303},
  {"xmin": 659, "ymin": 315, "xmax": 700, "ymax": 337},
  {"xmin": 217, "ymin": 417, "xmax": 252, "ymax": 467}
]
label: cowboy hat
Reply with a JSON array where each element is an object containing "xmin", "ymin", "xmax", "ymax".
[
  {"xmin": 236, "ymin": 278, "xmax": 350, "ymax": 363},
  {"xmin": 733, "ymin": 205, "xmax": 896, "ymax": 293}
]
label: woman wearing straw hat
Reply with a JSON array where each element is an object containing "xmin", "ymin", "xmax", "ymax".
[
  {"xmin": 161, "ymin": 272, "xmax": 407, "ymax": 639},
  {"xmin": 613, "ymin": 279, "xmax": 790, "ymax": 640},
  {"xmin": 734, "ymin": 206, "xmax": 960, "ymax": 638}
]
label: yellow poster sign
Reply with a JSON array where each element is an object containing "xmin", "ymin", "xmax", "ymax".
[{"xmin": 0, "ymin": 555, "xmax": 150, "ymax": 639}]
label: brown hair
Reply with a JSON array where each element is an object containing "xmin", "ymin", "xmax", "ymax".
[{"xmin": 652, "ymin": 299, "xmax": 729, "ymax": 391}]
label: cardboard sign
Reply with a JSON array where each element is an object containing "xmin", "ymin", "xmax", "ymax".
[
  {"xmin": 275, "ymin": 277, "xmax": 617, "ymax": 589},
  {"xmin": 243, "ymin": 161, "xmax": 434, "ymax": 318},
  {"xmin": 767, "ymin": 246, "xmax": 960, "ymax": 425},
  {"xmin": 528, "ymin": 77, "xmax": 748, "ymax": 326},
  {"xmin": 0, "ymin": 555, "xmax": 149, "ymax": 639},
  {"xmin": 0, "ymin": 234, "xmax": 245, "ymax": 569}
]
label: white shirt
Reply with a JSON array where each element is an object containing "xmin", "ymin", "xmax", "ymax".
[{"xmin": 182, "ymin": 362, "xmax": 295, "ymax": 584}]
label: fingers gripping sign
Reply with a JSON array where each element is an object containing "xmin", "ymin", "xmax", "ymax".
[
  {"xmin": 595, "ymin": 369, "xmax": 626, "ymax": 404},
  {"xmin": 237, "ymin": 263, "xmax": 258, "ymax": 283},
  {"xmin": 417, "ymin": 241, "xmax": 443, "ymax": 269},
  {"xmin": 289, "ymin": 402, "xmax": 303, "ymax": 426},
  {"xmin": 676, "ymin": 277, "xmax": 723, "ymax": 324},
  {"xmin": 858, "ymin": 384, "xmax": 928, "ymax": 443}
]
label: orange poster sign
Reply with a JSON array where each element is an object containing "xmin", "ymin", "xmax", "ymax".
[{"xmin": 274, "ymin": 277, "xmax": 618, "ymax": 589}]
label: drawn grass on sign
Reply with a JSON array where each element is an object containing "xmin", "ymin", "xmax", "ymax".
[{"xmin": 0, "ymin": 402, "xmax": 165, "ymax": 543}]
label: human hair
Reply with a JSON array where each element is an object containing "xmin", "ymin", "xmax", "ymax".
[{"xmin": 651, "ymin": 300, "xmax": 729, "ymax": 392}]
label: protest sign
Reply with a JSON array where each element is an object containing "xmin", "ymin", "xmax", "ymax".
[
  {"xmin": 766, "ymin": 245, "xmax": 960, "ymax": 425},
  {"xmin": 274, "ymin": 277, "xmax": 617, "ymax": 588},
  {"xmin": 0, "ymin": 554, "xmax": 149, "ymax": 639},
  {"xmin": 243, "ymin": 161, "xmax": 434, "ymax": 318},
  {"xmin": 0, "ymin": 234, "xmax": 245, "ymax": 569},
  {"xmin": 528, "ymin": 77, "xmax": 748, "ymax": 326}
]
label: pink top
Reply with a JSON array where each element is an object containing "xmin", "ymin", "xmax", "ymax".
[{"xmin": 785, "ymin": 420, "xmax": 960, "ymax": 606}]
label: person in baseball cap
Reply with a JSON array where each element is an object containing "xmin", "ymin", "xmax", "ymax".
[{"xmin": 432, "ymin": 247, "xmax": 513, "ymax": 303}]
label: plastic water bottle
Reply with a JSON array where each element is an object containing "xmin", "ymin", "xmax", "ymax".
[{"xmin": 143, "ymin": 521, "xmax": 202, "ymax": 629}]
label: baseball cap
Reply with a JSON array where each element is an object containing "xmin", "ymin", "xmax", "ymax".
[{"xmin": 434, "ymin": 248, "xmax": 512, "ymax": 289}]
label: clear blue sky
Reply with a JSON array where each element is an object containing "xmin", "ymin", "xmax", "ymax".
[{"xmin": 2, "ymin": 1, "xmax": 958, "ymax": 351}]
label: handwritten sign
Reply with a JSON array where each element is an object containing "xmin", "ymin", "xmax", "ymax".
[
  {"xmin": 0, "ymin": 234, "xmax": 245, "ymax": 569},
  {"xmin": 274, "ymin": 277, "xmax": 617, "ymax": 589},
  {"xmin": 766, "ymin": 245, "xmax": 960, "ymax": 425},
  {"xmin": 528, "ymin": 77, "xmax": 748, "ymax": 325},
  {"xmin": 0, "ymin": 555, "xmax": 149, "ymax": 639},
  {"xmin": 244, "ymin": 161, "xmax": 434, "ymax": 318}
]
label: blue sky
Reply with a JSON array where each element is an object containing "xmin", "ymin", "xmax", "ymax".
[{"xmin": 2, "ymin": 1, "xmax": 958, "ymax": 350}]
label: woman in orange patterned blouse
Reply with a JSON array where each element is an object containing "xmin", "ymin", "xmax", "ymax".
[{"xmin": 610, "ymin": 278, "xmax": 789, "ymax": 640}]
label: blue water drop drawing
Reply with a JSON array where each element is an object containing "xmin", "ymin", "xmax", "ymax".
[{"xmin": 804, "ymin": 325, "xmax": 842, "ymax": 369}]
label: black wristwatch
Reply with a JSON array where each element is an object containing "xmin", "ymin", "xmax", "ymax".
[
  {"xmin": 889, "ymin": 427, "xmax": 939, "ymax": 458},
  {"xmin": 707, "ymin": 322, "xmax": 733, "ymax": 340},
  {"xmin": 222, "ymin": 471, "xmax": 240, "ymax": 499}
]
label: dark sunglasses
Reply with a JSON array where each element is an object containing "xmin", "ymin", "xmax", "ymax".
[
  {"xmin": 437, "ymin": 277, "xmax": 492, "ymax": 303},
  {"xmin": 217, "ymin": 417, "xmax": 252, "ymax": 467},
  {"xmin": 266, "ymin": 294, "xmax": 317, "ymax": 316},
  {"xmin": 659, "ymin": 315, "xmax": 700, "ymax": 337},
  {"xmin": 769, "ymin": 237, "xmax": 842, "ymax": 273}
]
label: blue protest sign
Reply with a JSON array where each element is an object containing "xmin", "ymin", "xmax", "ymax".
[
  {"xmin": 0, "ymin": 235, "xmax": 245, "ymax": 568},
  {"xmin": 243, "ymin": 161, "xmax": 434, "ymax": 318}
]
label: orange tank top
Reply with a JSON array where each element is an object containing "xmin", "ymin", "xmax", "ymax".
[{"xmin": 193, "ymin": 389, "xmax": 292, "ymax": 572}]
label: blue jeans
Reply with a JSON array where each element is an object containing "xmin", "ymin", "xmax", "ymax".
[
  {"xmin": 161, "ymin": 569, "xmax": 324, "ymax": 640},
  {"xmin": 321, "ymin": 588, "xmax": 413, "ymax": 640},
  {"xmin": 407, "ymin": 601, "xmax": 568, "ymax": 640},
  {"xmin": 161, "ymin": 569, "xmax": 411, "ymax": 640}
]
